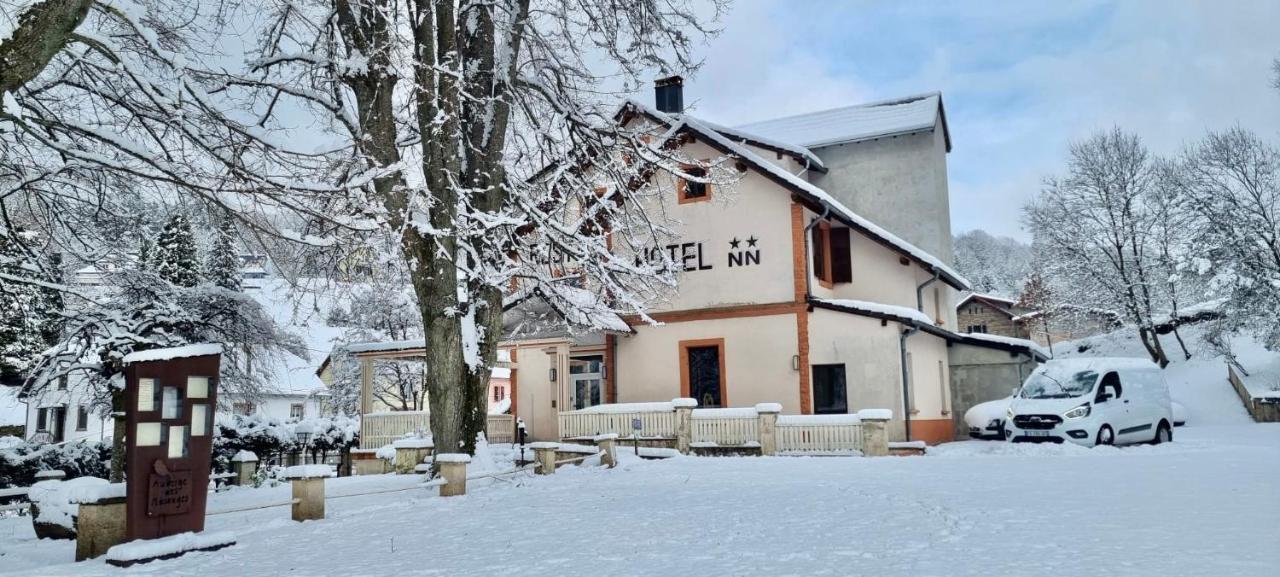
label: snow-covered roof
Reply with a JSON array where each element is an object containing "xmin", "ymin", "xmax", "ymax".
[
  {"xmin": 616, "ymin": 99, "xmax": 827, "ymax": 172},
  {"xmin": 122, "ymin": 344, "xmax": 223, "ymax": 365},
  {"xmin": 735, "ymin": 92, "xmax": 951, "ymax": 152},
  {"xmin": 1040, "ymin": 357, "xmax": 1159, "ymax": 372},
  {"xmin": 957, "ymin": 333, "xmax": 1051, "ymax": 360},
  {"xmin": 665, "ymin": 116, "xmax": 969, "ymax": 290},
  {"xmin": 811, "ymin": 298, "xmax": 935, "ymax": 325},
  {"xmin": 957, "ymin": 292, "xmax": 1017, "ymax": 308}
]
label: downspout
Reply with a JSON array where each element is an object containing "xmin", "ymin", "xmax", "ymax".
[
  {"xmin": 916, "ymin": 269, "xmax": 941, "ymax": 313},
  {"xmin": 899, "ymin": 323, "xmax": 919, "ymax": 442},
  {"xmin": 802, "ymin": 206, "xmax": 831, "ymax": 300}
]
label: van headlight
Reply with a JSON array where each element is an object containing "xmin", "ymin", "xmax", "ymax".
[
  {"xmin": 1006, "ymin": 406, "xmax": 1015, "ymax": 420},
  {"xmin": 1063, "ymin": 403, "xmax": 1091, "ymax": 420}
]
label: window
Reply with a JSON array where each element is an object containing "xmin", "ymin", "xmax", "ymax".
[
  {"xmin": 75, "ymin": 405, "xmax": 89, "ymax": 431},
  {"xmin": 36, "ymin": 408, "xmax": 48, "ymax": 432},
  {"xmin": 1097, "ymin": 372, "xmax": 1123, "ymax": 402},
  {"xmin": 830, "ymin": 227, "xmax": 852, "ymax": 283},
  {"xmin": 493, "ymin": 386, "xmax": 505, "ymax": 402},
  {"xmin": 57, "ymin": 376, "xmax": 68, "ymax": 391},
  {"xmin": 232, "ymin": 402, "xmax": 255, "ymax": 416},
  {"xmin": 966, "ymin": 325, "xmax": 988, "ymax": 334},
  {"xmin": 290, "ymin": 403, "xmax": 305, "ymax": 419},
  {"xmin": 677, "ymin": 164, "xmax": 711, "ymax": 203},
  {"xmin": 812, "ymin": 364, "xmax": 848, "ymax": 415}
]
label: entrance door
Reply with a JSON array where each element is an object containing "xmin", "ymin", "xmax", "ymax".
[
  {"xmin": 685, "ymin": 343, "xmax": 724, "ymax": 408},
  {"xmin": 812, "ymin": 364, "xmax": 848, "ymax": 414},
  {"xmin": 48, "ymin": 406, "xmax": 67, "ymax": 443},
  {"xmin": 569, "ymin": 355, "xmax": 604, "ymax": 410}
]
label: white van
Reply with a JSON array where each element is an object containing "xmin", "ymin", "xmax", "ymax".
[{"xmin": 1005, "ymin": 358, "xmax": 1174, "ymax": 447}]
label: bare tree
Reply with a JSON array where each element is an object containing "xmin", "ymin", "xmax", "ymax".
[
  {"xmin": 240, "ymin": 0, "xmax": 730, "ymax": 455},
  {"xmin": 1025, "ymin": 128, "xmax": 1170, "ymax": 366},
  {"xmin": 1175, "ymin": 127, "xmax": 1280, "ymax": 353}
]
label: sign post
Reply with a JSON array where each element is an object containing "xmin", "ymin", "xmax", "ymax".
[{"xmin": 121, "ymin": 345, "xmax": 222, "ymax": 542}]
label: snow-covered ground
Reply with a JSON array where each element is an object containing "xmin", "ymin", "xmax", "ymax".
[
  {"xmin": 1, "ymin": 325, "xmax": 1275, "ymax": 576},
  {"xmin": 1, "ymin": 423, "xmax": 1276, "ymax": 576},
  {"xmin": 0, "ymin": 386, "xmax": 23, "ymax": 428}
]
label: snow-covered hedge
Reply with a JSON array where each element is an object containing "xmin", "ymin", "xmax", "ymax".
[
  {"xmin": 0, "ymin": 438, "xmax": 111, "ymax": 489},
  {"xmin": 212, "ymin": 414, "xmax": 359, "ymax": 471}
]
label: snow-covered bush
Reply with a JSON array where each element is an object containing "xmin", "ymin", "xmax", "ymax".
[
  {"xmin": 212, "ymin": 414, "xmax": 359, "ymax": 471},
  {"xmin": 0, "ymin": 439, "xmax": 111, "ymax": 489}
]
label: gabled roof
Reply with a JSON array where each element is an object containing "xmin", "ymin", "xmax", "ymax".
[
  {"xmin": 615, "ymin": 100, "xmax": 827, "ymax": 172},
  {"xmin": 957, "ymin": 293, "xmax": 1020, "ymax": 317},
  {"xmin": 735, "ymin": 92, "xmax": 951, "ymax": 152},
  {"xmin": 658, "ymin": 115, "xmax": 970, "ymax": 290}
]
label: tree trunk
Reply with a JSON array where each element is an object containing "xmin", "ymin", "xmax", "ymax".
[
  {"xmin": 0, "ymin": 0, "xmax": 94, "ymax": 96},
  {"xmin": 109, "ymin": 389, "xmax": 126, "ymax": 483},
  {"xmin": 1138, "ymin": 327, "xmax": 1170, "ymax": 367},
  {"xmin": 1171, "ymin": 325, "xmax": 1192, "ymax": 360}
]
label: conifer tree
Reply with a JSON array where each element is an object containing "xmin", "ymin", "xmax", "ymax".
[
  {"xmin": 0, "ymin": 229, "xmax": 46, "ymax": 385},
  {"xmin": 205, "ymin": 213, "xmax": 242, "ymax": 291},
  {"xmin": 152, "ymin": 214, "xmax": 199, "ymax": 287}
]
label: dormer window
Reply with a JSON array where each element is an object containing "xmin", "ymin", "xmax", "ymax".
[{"xmin": 677, "ymin": 164, "xmax": 711, "ymax": 204}]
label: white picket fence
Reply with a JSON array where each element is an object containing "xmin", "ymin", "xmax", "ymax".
[
  {"xmin": 557, "ymin": 402, "xmax": 679, "ymax": 439},
  {"xmin": 691, "ymin": 409, "xmax": 759, "ymax": 447},
  {"xmin": 777, "ymin": 415, "xmax": 864, "ymax": 453},
  {"xmin": 558, "ymin": 399, "xmax": 873, "ymax": 455},
  {"xmin": 360, "ymin": 411, "xmax": 516, "ymax": 449}
]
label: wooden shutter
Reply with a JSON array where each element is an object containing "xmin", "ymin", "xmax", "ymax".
[{"xmin": 830, "ymin": 227, "xmax": 852, "ymax": 283}]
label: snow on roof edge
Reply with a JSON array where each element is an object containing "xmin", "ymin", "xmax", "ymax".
[{"xmin": 122, "ymin": 344, "xmax": 223, "ymax": 365}]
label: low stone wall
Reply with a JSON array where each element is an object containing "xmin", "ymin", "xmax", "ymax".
[{"xmin": 1228, "ymin": 364, "xmax": 1280, "ymax": 423}]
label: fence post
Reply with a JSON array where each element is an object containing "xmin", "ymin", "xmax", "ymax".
[
  {"xmin": 530, "ymin": 442, "xmax": 559, "ymax": 475},
  {"xmin": 755, "ymin": 403, "xmax": 781, "ymax": 456},
  {"xmin": 284, "ymin": 466, "xmax": 328, "ymax": 522},
  {"xmin": 595, "ymin": 433, "xmax": 619, "ymax": 468},
  {"xmin": 857, "ymin": 409, "xmax": 893, "ymax": 457},
  {"xmin": 435, "ymin": 454, "xmax": 469, "ymax": 497},
  {"xmin": 74, "ymin": 489, "xmax": 126, "ymax": 561},
  {"xmin": 231, "ymin": 451, "xmax": 258, "ymax": 486},
  {"xmin": 392, "ymin": 438, "xmax": 434, "ymax": 474},
  {"xmin": 673, "ymin": 398, "xmax": 696, "ymax": 454}
]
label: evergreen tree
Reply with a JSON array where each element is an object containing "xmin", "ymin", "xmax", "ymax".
[
  {"xmin": 0, "ymin": 229, "xmax": 46, "ymax": 385},
  {"xmin": 37, "ymin": 252, "xmax": 66, "ymax": 346},
  {"xmin": 152, "ymin": 214, "xmax": 199, "ymax": 287},
  {"xmin": 205, "ymin": 212, "xmax": 242, "ymax": 291}
]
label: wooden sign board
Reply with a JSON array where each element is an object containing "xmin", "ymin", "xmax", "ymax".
[{"xmin": 124, "ymin": 351, "xmax": 220, "ymax": 541}]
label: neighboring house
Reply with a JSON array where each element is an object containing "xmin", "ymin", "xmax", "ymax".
[
  {"xmin": 948, "ymin": 333, "xmax": 1048, "ymax": 439},
  {"xmin": 956, "ymin": 293, "xmax": 1115, "ymax": 350}
]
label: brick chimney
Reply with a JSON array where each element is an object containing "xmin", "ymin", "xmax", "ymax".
[{"xmin": 654, "ymin": 76, "xmax": 684, "ymax": 114}]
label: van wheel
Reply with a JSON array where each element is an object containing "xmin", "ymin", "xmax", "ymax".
[
  {"xmin": 1153, "ymin": 421, "xmax": 1172, "ymax": 445},
  {"xmin": 1095, "ymin": 425, "xmax": 1115, "ymax": 447}
]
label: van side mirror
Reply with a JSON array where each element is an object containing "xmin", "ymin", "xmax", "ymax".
[
  {"xmin": 1096, "ymin": 392, "xmax": 1112, "ymax": 403},
  {"xmin": 1010, "ymin": 387, "xmax": 1019, "ymax": 397}
]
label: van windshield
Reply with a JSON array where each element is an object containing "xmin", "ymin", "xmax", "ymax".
[{"xmin": 1020, "ymin": 370, "xmax": 1098, "ymax": 399}]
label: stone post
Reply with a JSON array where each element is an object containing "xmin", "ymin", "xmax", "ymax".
[
  {"xmin": 231, "ymin": 451, "xmax": 258, "ymax": 486},
  {"xmin": 857, "ymin": 409, "xmax": 893, "ymax": 457},
  {"xmin": 530, "ymin": 442, "xmax": 559, "ymax": 475},
  {"xmin": 284, "ymin": 465, "xmax": 329, "ymax": 522},
  {"xmin": 672, "ymin": 397, "xmax": 696, "ymax": 454},
  {"xmin": 435, "ymin": 454, "xmax": 470, "ymax": 497},
  {"xmin": 392, "ymin": 438, "xmax": 434, "ymax": 475},
  {"xmin": 595, "ymin": 433, "xmax": 619, "ymax": 468},
  {"xmin": 755, "ymin": 403, "xmax": 781, "ymax": 456},
  {"xmin": 74, "ymin": 490, "xmax": 126, "ymax": 561}
]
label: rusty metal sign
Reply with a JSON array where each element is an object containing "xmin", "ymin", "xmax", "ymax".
[{"xmin": 124, "ymin": 351, "xmax": 220, "ymax": 541}]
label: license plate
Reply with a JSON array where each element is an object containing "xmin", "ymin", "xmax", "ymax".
[{"xmin": 1025, "ymin": 430, "xmax": 1049, "ymax": 437}]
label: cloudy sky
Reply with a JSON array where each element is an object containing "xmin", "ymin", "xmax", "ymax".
[{"xmin": 634, "ymin": 0, "xmax": 1280, "ymax": 240}]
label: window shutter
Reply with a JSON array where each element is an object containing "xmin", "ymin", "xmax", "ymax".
[{"xmin": 830, "ymin": 227, "xmax": 852, "ymax": 283}]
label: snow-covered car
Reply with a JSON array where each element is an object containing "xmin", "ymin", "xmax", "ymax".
[
  {"xmin": 1171, "ymin": 401, "xmax": 1187, "ymax": 427},
  {"xmin": 1005, "ymin": 358, "xmax": 1174, "ymax": 447},
  {"xmin": 964, "ymin": 397, "xmax": 1010, "ymax": 440}
]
